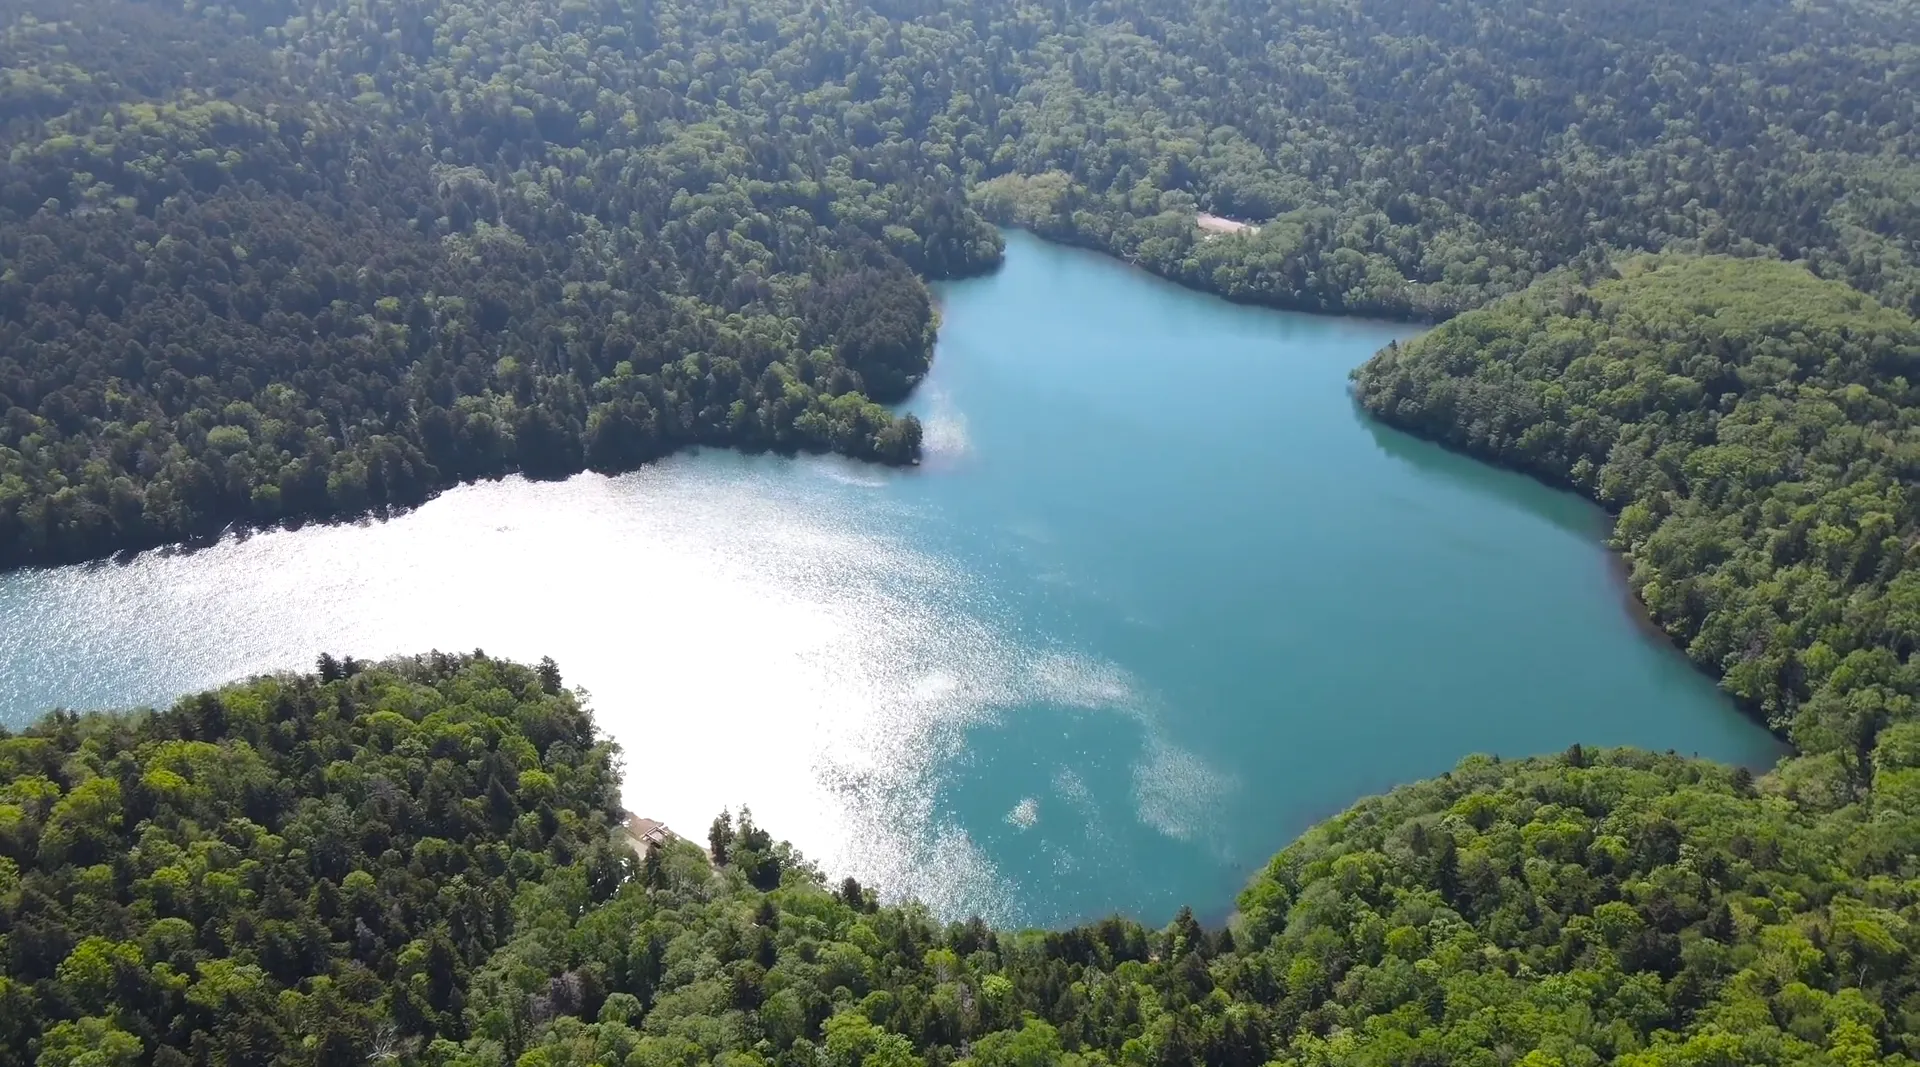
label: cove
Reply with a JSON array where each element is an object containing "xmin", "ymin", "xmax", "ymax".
[{"xmin": 0, "ymin": 230, "xmax": 1781, "ymax": 928}]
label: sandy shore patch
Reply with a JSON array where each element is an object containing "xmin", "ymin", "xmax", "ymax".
[{"xmin": 1196, "ymin": 212, "xmax": 1260, "ymax": 236}]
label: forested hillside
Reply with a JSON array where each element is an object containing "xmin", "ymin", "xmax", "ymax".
[
  {"xmin": 469, "ymin": 747, "xmax": 1920, "ymax": 1067},
  {"xmin": 1, "ymin": 0, "xmax": 1916, "ymax": 567},
  {"xmin": 0, "ymin": 654, "xmax": 628, "ymax": 1067},
  {"xmin": 1355, "ymin": 256, "xmax": 1920, "ymax": 804},
  {"xmin": 7, "ymin": 664, "xmax": 1920, "ymax": 1067}
]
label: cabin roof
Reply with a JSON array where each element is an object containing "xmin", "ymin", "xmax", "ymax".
[{"xmin": 624, "ymin": 813, "xmax": 674, "ymax": 842}]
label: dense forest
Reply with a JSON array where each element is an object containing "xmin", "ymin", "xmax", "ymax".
[
  {"xmin": 1, "ymin": 0, "xmax": 1916, "ymax": 567},
  {"xmin": 6, "ymin": 662, "xmax": 1920, "ymax": 1067},
  {"xmin": 0, "ymin": 0, "xmax": 978, "ymax": 568},
  {"xmin": 0, "ymin": 654, "xmax": 629, "ymax": 1067},
  {"xmin": 1354, "ymin": 256, "xmax": 1920, "ymax": 805}
]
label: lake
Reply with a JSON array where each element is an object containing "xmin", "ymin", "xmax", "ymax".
[{"xmin": 0, "ymin": 231, "xmax": 1782, "ymax": 927}]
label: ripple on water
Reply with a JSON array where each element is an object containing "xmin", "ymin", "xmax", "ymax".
[
  {"xmin": 916, "ymin": 383, "xmax": 973, "ymax": 462},
  {"xmin": 1006, "ymin": 797, "xmax": 1039, "ymax": 829}
]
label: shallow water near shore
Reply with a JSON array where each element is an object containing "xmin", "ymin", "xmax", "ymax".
[{"xmin": 0, "ymin": 231, "xmax": 1781, "ymax": 927}]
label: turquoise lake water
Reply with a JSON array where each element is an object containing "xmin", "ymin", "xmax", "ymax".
[{"xmin": 0, "ymin": 231, "xmax": 1782, "ymax": 926}]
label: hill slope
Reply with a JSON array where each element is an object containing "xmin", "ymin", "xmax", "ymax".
[{"xmin": 5, "ymin": 665, "xmax": 1919, "ymax": 1067}]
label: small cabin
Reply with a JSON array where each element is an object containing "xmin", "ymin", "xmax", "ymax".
[{"xmin": 624, "ymin": 813, "xmax": 676, "ymax": 852}]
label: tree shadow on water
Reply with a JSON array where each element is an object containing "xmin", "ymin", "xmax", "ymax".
[{"xmin": 1352, "ymin": 403, "xmax": 1605, "ymax": 543}]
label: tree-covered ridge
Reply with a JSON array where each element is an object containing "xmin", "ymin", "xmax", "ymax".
[
  {"xmin": 1353, "ymin": 255, "xmax": 1920, "ymax": 803},
  {"xmin": 294, "ymin": 750, "xmax": 1920, "ymax": 1067},
  {"xmin": 0, "ymin": 653, "xmax": 628, "ymax": 1067},
  {"xmin": 1227, "ymin": 746, "xmax": 1920, "ymax": 1067},
  {"xmin": 4, "ymin": 0, "xmax": 1920, "ymax": 568},
  {"xmin": 10, "ymin": 662, "xmax": 1920, "ymax": 1067},
  {"xmin": 968, "ymin": 0, "xmax": 1920, "ymax": 319}
]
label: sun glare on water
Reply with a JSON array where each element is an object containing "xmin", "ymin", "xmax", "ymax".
[{"xmin": 0, "ymin": 455, "xmax": 1228, "ymax": 924}]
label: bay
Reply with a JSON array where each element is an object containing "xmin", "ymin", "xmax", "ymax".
[{"xmin": 0, "ymin": 231, "xmax": 1781, "ymax": 926}]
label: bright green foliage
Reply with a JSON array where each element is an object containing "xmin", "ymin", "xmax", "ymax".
[
  {"xmin": 1354, "ymin": 256, "xmax": 1920, "ymax": 800},
  {"xmin": 3, "ymin": 0, "xmax": 1919, "ymax": 567},
  {"xmin": 444, "ymin": 747, "xmax": 1920, "ymax": 1067},
  {"xmin": 1236, "ymin": 749, "xmax": 1920, "ymax": 1067},
  {"xmin": 0, "ymin": 653, "xmax": 624, "ymax": 1067},
  {"xmin": 9, "ymin": 666, "xmax": 1920, "ymax": 1066}
]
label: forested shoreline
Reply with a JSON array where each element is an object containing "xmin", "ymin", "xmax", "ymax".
[
  {"xmin": 4, "ymin": 659, "xmax": 1920, "ymax": 1067},
  {"xmin": 1, "ymin": 0, "xmax": 1917, "ymax": 568},
  {"xmin": 1354, "ymin": 256, "xmax": 1920, "ymax": 806}
]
